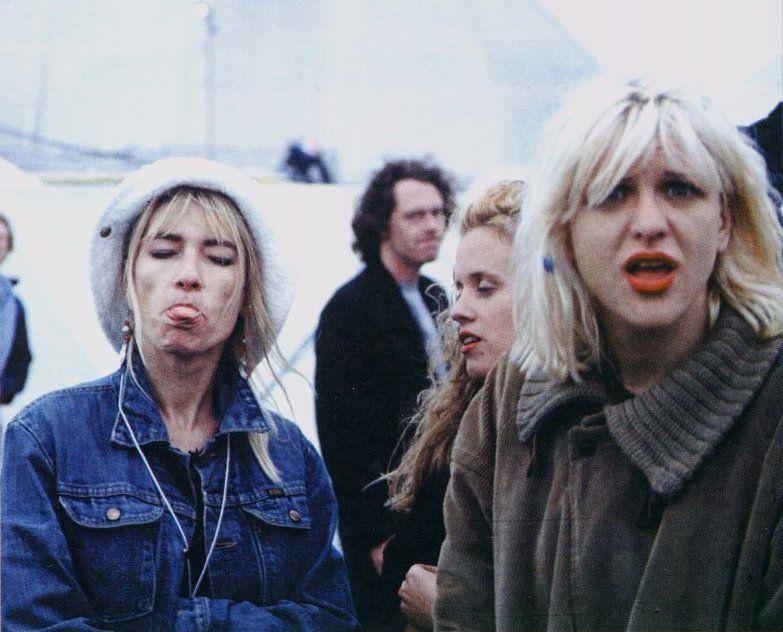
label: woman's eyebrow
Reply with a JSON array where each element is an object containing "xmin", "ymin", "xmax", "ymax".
[
  {"xmin": 149, "ymin": 233, "xmax": 236, "ymax": 249},
  {"xmin": 469, "ymin": 271, "xmax": 500, "ymax": 282},
  {"xmin": 204, "ymin": 238, "xmax": 237, "ymax": 249},
  {"xmin": 152, "ymin": 232, "xmax": 182, "ymax": 242}
]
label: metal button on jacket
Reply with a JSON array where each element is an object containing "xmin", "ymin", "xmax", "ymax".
[
  {"xmin": 106, "ymin": 507, "xmax": 121, "ymax": 521},
  {"xmin": 288, "ymin": 509, "xmax": 302, "ymax": 523}
]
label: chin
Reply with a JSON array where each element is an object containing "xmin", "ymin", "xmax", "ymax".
[
  {"xmin": 616, "ymin": 302, "xmax": 687, "ymax": 332},
  {"xmin": 158, "ymin": 342, "xmax": 200, "ymax": 357},
  {"xmin": 158, "ymin": 334, "xmax": 214, "ymax": 356},
  {"xmin": 465, "ymin": 360, "xmax": 487, "ymax": 380}
]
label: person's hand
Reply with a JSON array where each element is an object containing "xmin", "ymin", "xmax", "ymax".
[
  {"xmin": 370, "ymin": 537, "xmax": 392, "ymax": 575},
  {"xmin": 398, "ymin": 563, "xmax": 437, "ymax": 630}
]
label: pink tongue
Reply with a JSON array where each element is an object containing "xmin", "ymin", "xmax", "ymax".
[{"xmin": 167, "ymin": 305, "xmax": 200, "ymax": 321}]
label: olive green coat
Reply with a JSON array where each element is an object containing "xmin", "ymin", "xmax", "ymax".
[{"xmin": 435, "ymin": 309, "xmax": 782, "ymax": 631}]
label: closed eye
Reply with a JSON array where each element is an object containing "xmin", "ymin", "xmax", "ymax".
[
  {"xmin": 477, "ymin": 282, "xmax": 497, "ymax": 295},
  {"xmin": 150, "ymin": 249, "xmax": 176, "ymax": 259},
  {"xmin": 209, "ymin": 256, "xmax": 235, "ymax": 266}
]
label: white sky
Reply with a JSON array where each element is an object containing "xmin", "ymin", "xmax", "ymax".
[
  {"xmin": 542, "ymin": 0, "xmax": 782, "ymax": 122},
  {"xmin": 1, "ymin": 1, "xmax": 779, "ymax": 181}
]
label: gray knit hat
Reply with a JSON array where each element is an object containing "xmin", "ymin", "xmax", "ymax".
[{"xmin": 90, "ymin": 157, "xmax": 294, "ymax": 352}]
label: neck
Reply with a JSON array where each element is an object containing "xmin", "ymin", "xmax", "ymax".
[
  {"xmin": 379, "ymin": 243, "xmax": 420, "ymax": 285},
  {"xmin": 603, "ymin": 303, "xmax": 710, "ymax": 394},
  {"xmin": 137, "ymin": 341, "xmax": 223, "ymax": 451}
]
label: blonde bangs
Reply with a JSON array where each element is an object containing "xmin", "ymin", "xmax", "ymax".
[
  {"xmin": 580, "ymin": 99, "xmax": 723, "ymax": 213},
  {"xmin": 514, "ymin": 76, "xmax": 783, "ymax": 382},
  {"xmin": 122, "ymin": 186, "xmax": 275, "ymax": 369}
]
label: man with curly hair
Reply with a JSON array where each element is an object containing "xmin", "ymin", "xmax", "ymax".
[{"xmin": 315, "ymin": 158, "xmax": 455, "ymax": 629}]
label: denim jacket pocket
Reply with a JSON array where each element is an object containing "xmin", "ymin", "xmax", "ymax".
[
  {"xmin": 240, "ymin": 484, "xmax": 311, "ymax": 601},
  {"xmin": 58, "ymin": 483, "xmax": 164, "ymax": 623},
  {"xmin": 241, "ymin": 483, "xmax": 311, "ymax": 529}
]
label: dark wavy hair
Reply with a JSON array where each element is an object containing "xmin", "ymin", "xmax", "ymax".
[{"xmin": 351, "ymin": 158, "xmax": 457, "ymax": 264}]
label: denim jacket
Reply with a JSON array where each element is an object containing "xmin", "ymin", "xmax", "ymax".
[{"xmin": 1, "ymin": 360, "xmax": 359, "ymax": 631}]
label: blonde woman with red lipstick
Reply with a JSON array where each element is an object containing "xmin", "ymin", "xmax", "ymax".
[
  {"xmin": 379, "ymin": 181, "xmax": 522, "ymax": 632},
  {"xmin": 435, "ymin": 78, "xmax": 783, "ymax": 632}
]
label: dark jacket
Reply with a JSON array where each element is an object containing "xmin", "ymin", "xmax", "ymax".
[
  {"xmin": 314, "ymin": 263, "xmax": 446, "ymax": 547},
  {"xmin": 436, "ymin": 308, "xmax": 782, "ymax": 631},
  {"xmin": 379, "ymin": 433, "xmax": 449, "ymax": 632},
  {"xmin": 315, "ymin": 263, "xmax": 446, "ymax": 629},
  {"xmin": 2, "ymin": 358, "xmax": 358, "ymax": 631},
  {"xmin": 742, "ymin": 102, "xmax": 782, "ymax": 200},
  {"xmin": 1, "ymin": 294, "xmax": 31, "ymax": 404}
]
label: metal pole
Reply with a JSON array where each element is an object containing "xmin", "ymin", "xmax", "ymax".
[{"xmin": 204, "ymin": 7, "xmax": 217, "ymax": 159}]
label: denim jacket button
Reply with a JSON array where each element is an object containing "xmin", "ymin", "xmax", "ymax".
[
  {"xmin": 288, "ymin": 509, "xmax": 302, "ymax": 523},
  {"xmin": 105, "ymin": 507, "xmax": 121, "ymax": 521}
]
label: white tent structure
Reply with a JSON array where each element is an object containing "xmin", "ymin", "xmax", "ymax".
[
  {"xmin": 2, "ymin": 1, "xmax": 779, "ymax": 180},
  {"xmin": 0, "ymin": 157, "xmax": 42, "ymax": 190}
]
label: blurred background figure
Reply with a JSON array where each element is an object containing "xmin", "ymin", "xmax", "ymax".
[
  {"xmin": 282, "ymin": 140, "xmax": 333, "ymax": 184},
  {"xmin": 314, "ymin": 158, "xmax": 456, "ymax": 630},
  {"xmin": 0, "ymin": 214, "xmax": 31, "ymax": 412},
  {"xmin": 380, "ymin": 180, "xmax": 523, "ymax": 632},
  {"xmin": 741, "ymin": 102, "xmax": 782, "ymax": 201}
]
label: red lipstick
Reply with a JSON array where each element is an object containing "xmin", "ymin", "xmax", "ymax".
[{"xmin": 623, "ymin": 251, "xmax": 678, "ymax": 294}]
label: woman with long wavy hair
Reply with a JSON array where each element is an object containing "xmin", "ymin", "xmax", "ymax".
[{"xmin": 377, "ymin": 180, "xmax": 524, "ymax": 631}]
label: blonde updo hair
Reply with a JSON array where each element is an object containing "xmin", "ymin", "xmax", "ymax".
[
  {"xmin": 388, "ymin": 180, "xmax": 524, "ymax": 511},
  {"xmin": 460, "ymin": 180, "xmax": 525, "ymax": 238},
  {"xmin": 513, "ymin": 76, "xmax": 783, "ymax": 382}
]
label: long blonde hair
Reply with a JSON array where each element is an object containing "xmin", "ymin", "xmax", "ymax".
[
  {"xmin": 513, "ymin": 77, "xmax": 783, "ymax": 382},
  {"xmin": 123, "ymin": 186, "xmax": 282, "ymax": 479},
  {"xmin": 387, "ymin": 180, "xmax": 524, "ymax": 511}
]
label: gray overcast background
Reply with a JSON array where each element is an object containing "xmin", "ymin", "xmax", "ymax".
[{"xmin": 1, "ymin": 0, "xmax": 780, "ymax": 182}]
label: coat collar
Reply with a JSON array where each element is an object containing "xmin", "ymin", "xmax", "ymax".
[
  {"xmin": 110, "ymin": 351, "xmax": 271, "ymax": 448},
  {"xmin": 364, "ymin": 262, "xmax": 445, "ymax": 315},
  {"xmin": 516, "ymin": 307, "xmax": 781, "ymax": 496}
]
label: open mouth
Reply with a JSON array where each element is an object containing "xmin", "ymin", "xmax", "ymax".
[
  {"xmin": 623, "ymin": 252, "xmax": 678, "ymax": 294},
  {"xmin": 459, "ymin": 332, "xmax": 482, "ymax": 353}
]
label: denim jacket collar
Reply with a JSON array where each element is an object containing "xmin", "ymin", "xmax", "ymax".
[{"xmin": 110, "ymin": 351, "xmax": 271, "ymax": 448}]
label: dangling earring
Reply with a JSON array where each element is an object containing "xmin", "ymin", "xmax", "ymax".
[{"xmin": 121, "ymin": 316, "xmax": 134, "ymax": 342}]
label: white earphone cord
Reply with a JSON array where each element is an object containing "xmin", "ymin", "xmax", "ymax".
[{"xmin": 118, "ymin": 362, "xmax": 231, "ymax": 598}]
